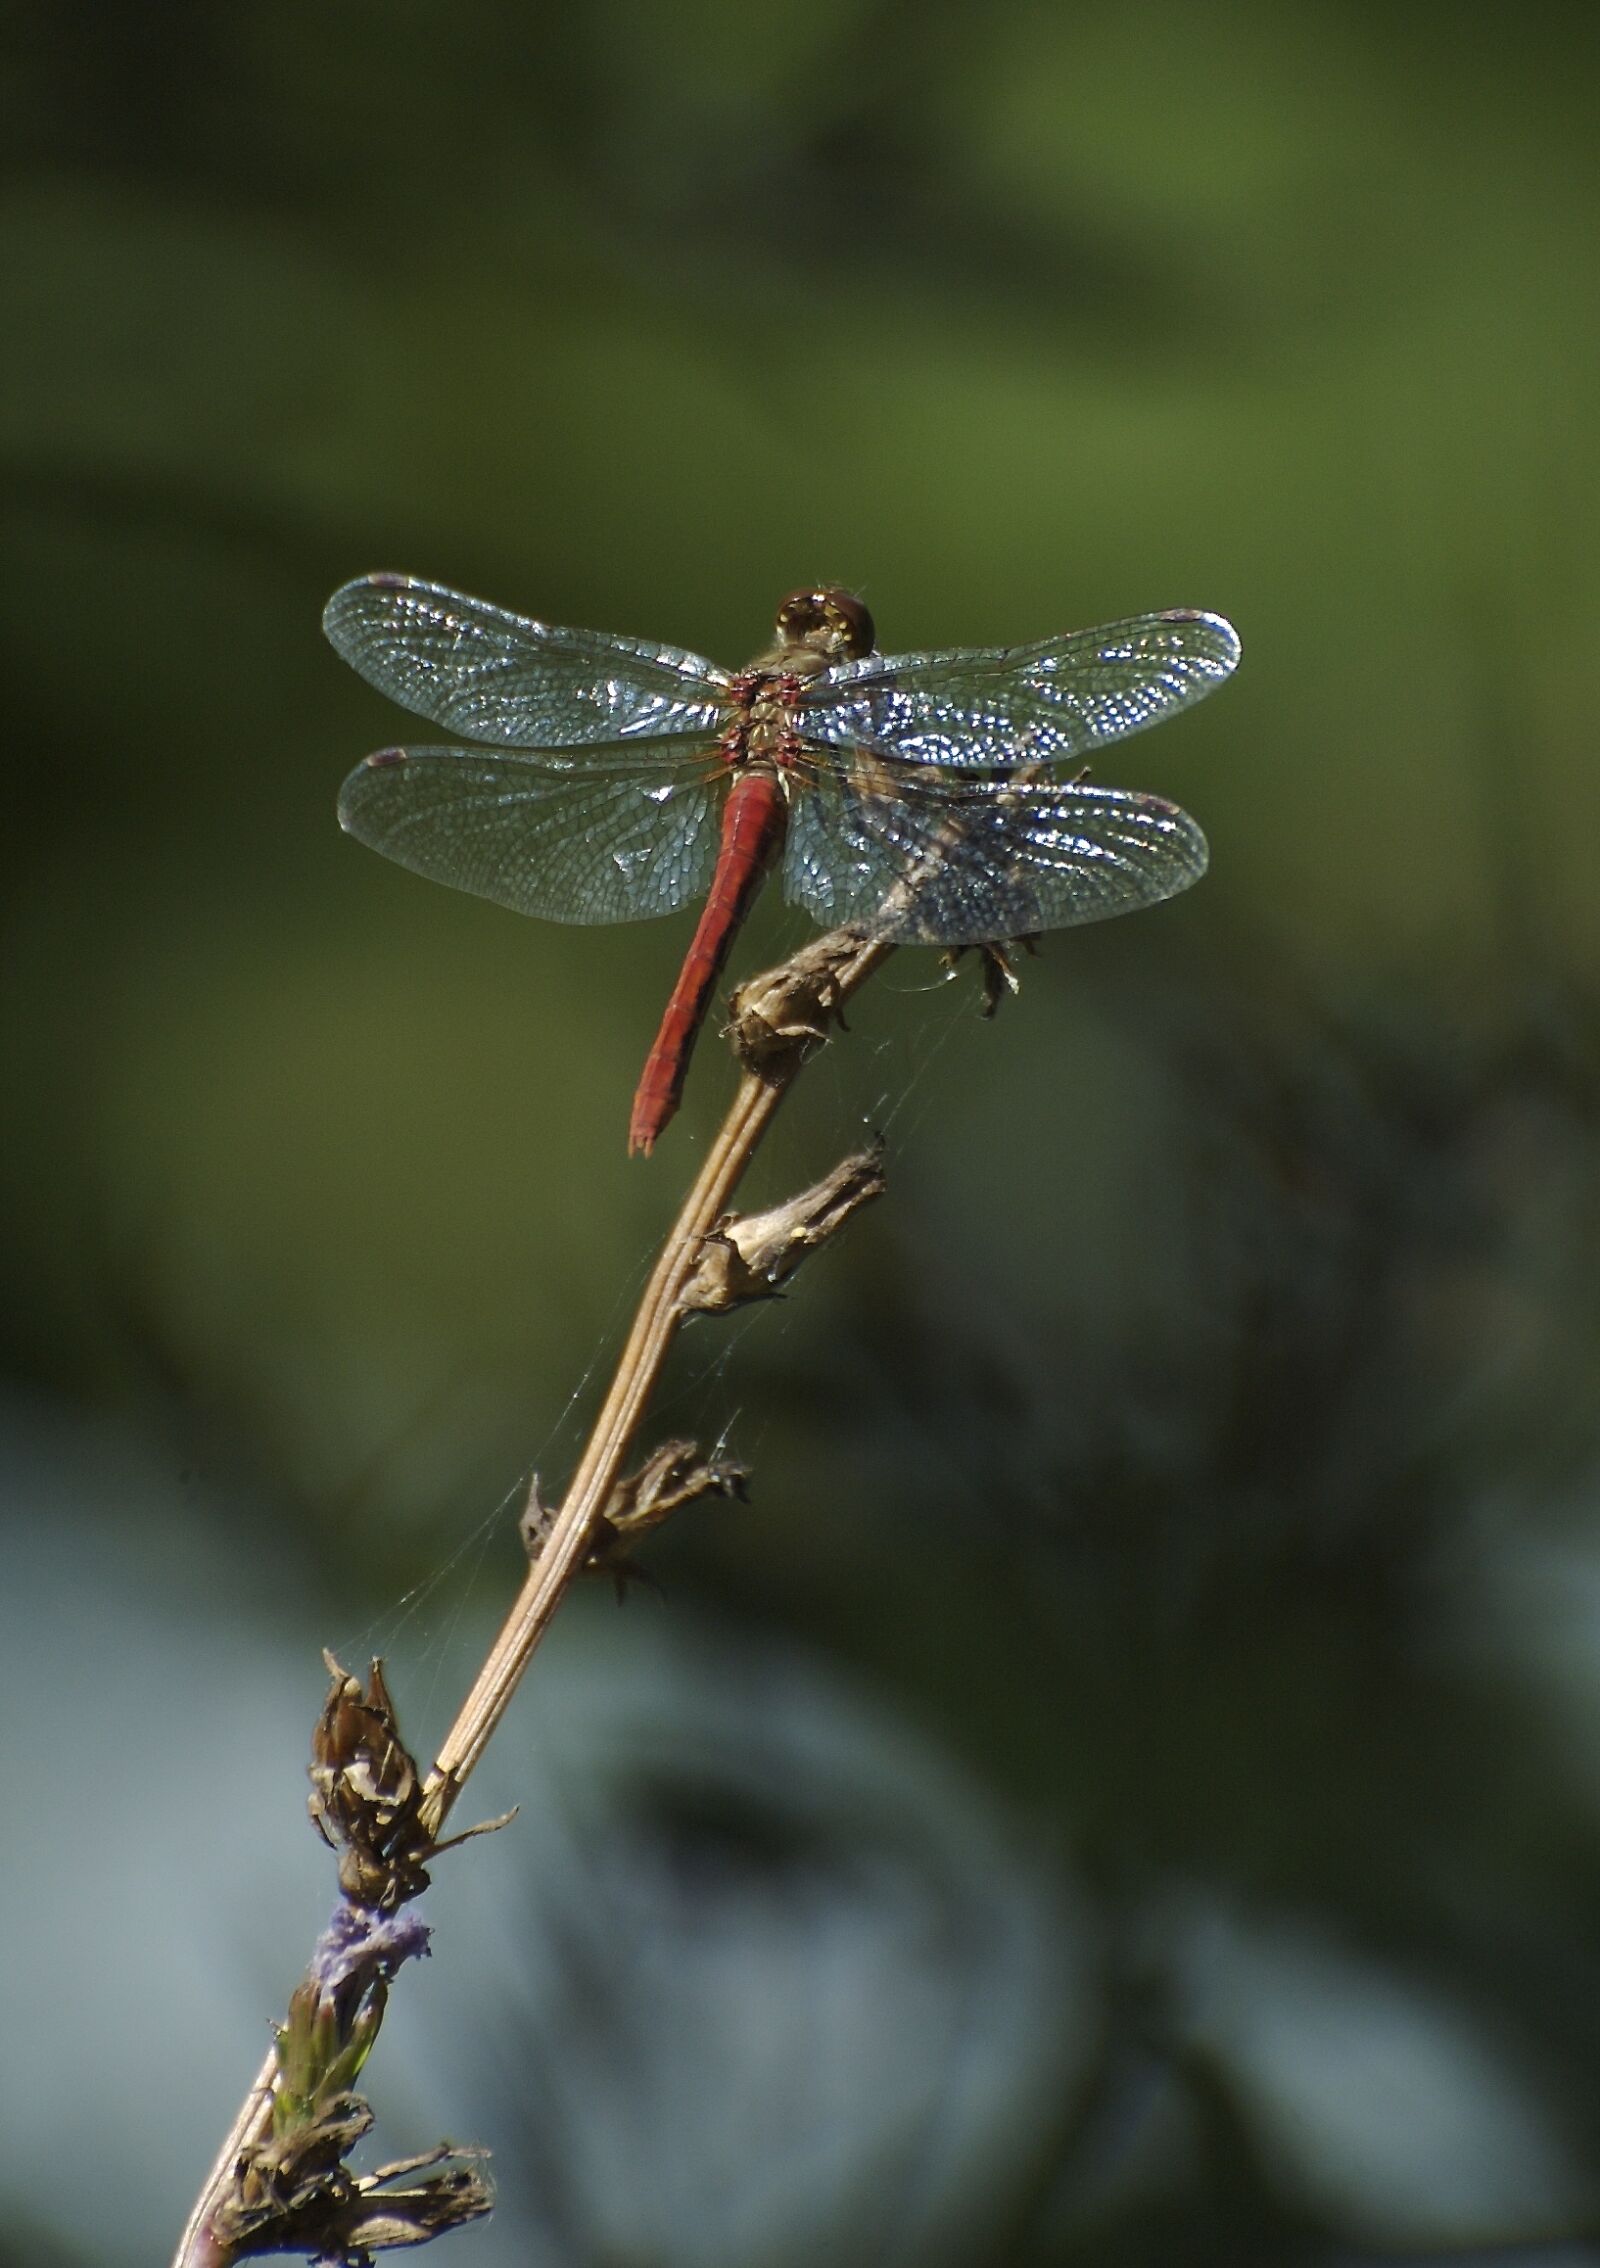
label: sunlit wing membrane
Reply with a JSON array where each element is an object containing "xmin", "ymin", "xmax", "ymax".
[
  {"xmin": 800, "ymin": 609, "xmax": 1239, "ymax": 770},
  {"xmin": 324, "ymin": 575, "xmax": 732, "ymax": 748},
  {"xmin": 783, "ymin": 760, "xmax": 1208, "ymax": 944},
  {"xmin": 338, "ymin": 741, "xmax": 725, "ymax": 925}
]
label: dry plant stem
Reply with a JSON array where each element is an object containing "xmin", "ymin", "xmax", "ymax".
[
  {"xmin": 423, "ymin": 930, "xmax": 892, "ymax": 1822},
  {"xmin": 173, "ymin": 932, "xmax": 891, "ymax": 2268},
  {"xmin": 175, "ymin": 2074, "xmax": 274, "ymax": 2268}
]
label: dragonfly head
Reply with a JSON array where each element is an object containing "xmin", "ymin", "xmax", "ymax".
[{"xmin": 771, "ymin": 587, "xmax": 876, "ymax": 667}]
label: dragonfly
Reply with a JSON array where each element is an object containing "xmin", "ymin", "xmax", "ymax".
[{"xmin": 326, "ymin": 576, "xmax": 1240, "ymax": 1154}]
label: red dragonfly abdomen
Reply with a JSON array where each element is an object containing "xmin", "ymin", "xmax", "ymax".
[{"xmin": 628, "ymin": 766, "xmax": 788, "ymax": 1156}]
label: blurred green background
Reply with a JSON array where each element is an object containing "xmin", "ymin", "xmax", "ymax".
[{"xmin": 4, "ymin": 2, "xmax": 1600, "ymax": 2263}]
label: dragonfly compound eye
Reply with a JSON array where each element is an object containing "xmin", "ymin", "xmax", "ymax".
[
  {"xmin": 822, "ymin": 589, "xmax": 875, "ymax": 658},
  {"xmin": 775, "ymin": 587, "xmax": 875, "ymax": 660}
]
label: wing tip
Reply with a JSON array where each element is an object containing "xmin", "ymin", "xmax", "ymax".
[
  {"xmin": 1158, "ymin": 607, "xmax": 1242, "ymax": 674},
  {"xmin": 1180, "ymin": 816, "xmax": 1211, "ymax": 885},
  {"xmin": 336, "ymin": 749, "xmax": 409, "ymax": 837},
  {"xmin": 1142, "ymin": 788, "xmax": 1210, "ymax": 861},
  {"xmin": 322, "ymin": 571, "xmax": 419, "ymax": 642}
]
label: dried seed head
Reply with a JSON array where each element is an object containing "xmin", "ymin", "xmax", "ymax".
[
  {"xmin": 309, "ymin": 1657, "xmax": 515, "ymax": 1912},
  {"xmin": 942, "ymin": 935, "xmax": 1039, "ymax": 1019},
  {"xmin": 604, "ymin": 1438, "xmax": 752, "ymax": 1538},
  {"xmin": 524, "ymin": 1444, "xmax": 752, "ymax": 1597},
  {"xmin": 678, "ymin": 1147, "xmax": 887, "ymax": 1316},
  {"xmin": 220, "ymin": 2107, "xmax": 493, "ymax": 2260},
  {"xmin": 727, "ymin": 930, "xmax": 877, "ymax": 1079},
  {"xmin": 309, "ymin": 1656, "xmax": 432, "ymax": 1910}
]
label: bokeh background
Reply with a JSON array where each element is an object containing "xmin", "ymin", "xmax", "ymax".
[{"xmin": 4, "ymin": 3, "xmax": 1600, "ymax": 2262}]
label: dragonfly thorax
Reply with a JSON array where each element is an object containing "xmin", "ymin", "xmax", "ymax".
[{"xmin": 721, "ymin": 670, "xmax": 807, "ymax": 770}]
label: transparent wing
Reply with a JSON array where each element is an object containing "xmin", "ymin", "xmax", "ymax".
[
  {"xmin": 324, "ymin": 574, "xmax": 732, "ymax": 748},
  {"xmin": 783, "ymin": 755, "xmax": 1208, "ymax": 944},
  {"xmin": 338, "ymin": 739, "xmax": 725, "ymax": 925},
  {"xmin": 800, "ymin": 609, "xmax": 1239, "ymax": 770}
]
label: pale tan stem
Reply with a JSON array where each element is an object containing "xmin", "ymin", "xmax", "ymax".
[
  {"xmin": 172, "ymin": 2060, "xmax": 276, "ymax": 2268},
  {"xmin": 173, "ymin": 931, "xmax": 891, "ymax": 2267},
  {"xmin": 424, "ymin": 932, "xmax": 890, "ymax": 1821},
  {"xmin": 421, "ymin": 1066, "xmax": 773, "ymax": 1821}
]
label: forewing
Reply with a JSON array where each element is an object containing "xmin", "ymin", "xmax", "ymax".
[
  {"xmin": 784, "ymin": 757, "xmax": 1207, "ymax": 944},
  {"xmin": 801, "ymin": 609, "xmax": 1239, "ymax": 769},
  {"xmin": 324, "ymin": 574, "xmax": 731, "ymax": 747},
  {"xmin": 338, "ymin": 739, "xmax": 724, "ymax": 925}
]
